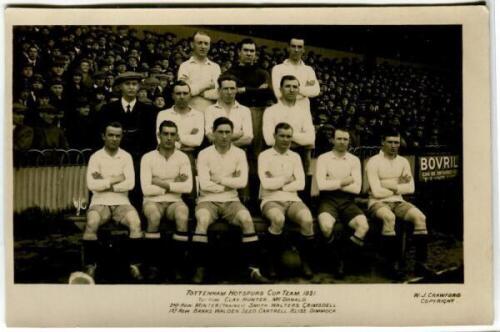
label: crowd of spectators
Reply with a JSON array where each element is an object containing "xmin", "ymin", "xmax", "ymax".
[{"xmin": 12, "ymin": 25, "xmax": 460, "ymax": 154}]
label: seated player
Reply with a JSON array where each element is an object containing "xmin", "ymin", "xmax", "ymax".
[
  {"xmin": 140, "ymin": 120, "xmax": 193, "ymax": 282},
  {"xmin": 316, "ymin": 127, "xmax": 369, "ymax": 278},
  {"xmin": 82, "ymin": 121, "xmax": 143, "ymax": 282},
  {"xmin": 365, "ymin": 127, "xmax": 432, "ymax": 280},
  {"xmin": 258, "ymin": 122, "xmax": 315, "ymax": 279},
  {"xmin": 191, "ymin": 117, "xmax": 268, "ymax": 284}
]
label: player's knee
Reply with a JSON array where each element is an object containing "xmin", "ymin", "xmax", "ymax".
[
  {"xmin": 237, "ymin": 212, "xmax": 255, "ymax": 234},
  {"xmin": 145, "ymin": 214, "xmax": 161, "ymax": 232},
  {"xmin": 318, "ymin": 212, "xmax": 335, "ymax": 238},
  {"xmin": 125, "ymin": 211, "xmax": 143, "ymax": 238},
  {"xmin": 408, "ymin": 209, "xmax": 427, "ymax": 234},
  {"xmin": 84, "ymin": 213, "xmax": 100, "ymax": 236},
  {"xmin": 352, "ymin": 215, "xmax": 369, "ymax": 236},
  {"xmin": 195, "ymin": 210, "xmax": 211, "ymax": 232},
  {"xmin": 268, "ymin": 210, "xmax": 285, "ymax": 234},
  {"xmin": 175, "ymin": 206, "xmax": 189, "ymax": 232},
  {"xmin": 298, "ymin": 210, "xmax": 314, "ymax": 236}
]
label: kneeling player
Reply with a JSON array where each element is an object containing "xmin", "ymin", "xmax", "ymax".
[
  {"xmin": 141, "ymin": 120, "xmax": 192, "ymax": 281},
  {"xmin": 258, "ymin": 122, "xmax": 315, "ymax": 279},
  {"xmin": 82, "ymin": 121, "xmax": 143, "ymax": 282},
  {"xmin": 191, "ymin": 117, "xmax": 268, "ymax": 284},
  {"xmin": 316, "ymin": 127, "xmax": 369, "ymax": 277}
]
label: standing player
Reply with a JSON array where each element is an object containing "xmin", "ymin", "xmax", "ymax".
[
  {"xmin": 258, "ymin": 122, "xmax": 315, "ymax": 279},
  {"xmin": 271, "ymin": 37, "xmax": 320, "ymax": 113},
  {"xmin": 191, "ymin": 117, "xmax": 268, "ymax": 284},
  {"xmin": 316, "ymin": 127, "xmax": 369, "ymax": 277},
  {"xmin": 82, "ymin": 121, "xmax": 143, "ymax": 282},
  {"xmin": 365, "ymin": 128, "xmax": 431, "ymax": 280},
  {"xmin": 140, "ymin": 120, "xmax": 193, "ymax": 281},
  {"xmin": 177, "ymin": 31, "xmax": 221, "ymax": 113},
  {"xmin": 205, "ymin": 74, "xmax": 253, "ymax": 148}
]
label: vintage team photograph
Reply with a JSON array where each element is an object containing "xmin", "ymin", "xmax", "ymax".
[{"xmin": 11, "ymin": 22, "xmax": 463, "ymax": 286}]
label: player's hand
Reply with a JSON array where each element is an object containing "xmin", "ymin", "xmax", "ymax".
[
  {"xmin": 306, "ymin": 80, "xmax": 316, "ymax": 86},
  {"xmin": 232, "ymin": 131, "xmax": 244, "ymax": 141},
  {"xmin": 265, "ymin": 171, "xmax": 273, "ymax": 178},
  {"xmin": 384, "ymin": 182, "xmax": 398, "ymax": 192},
  {"xmin": 285, "ymin": 175, "xmax": 296, "ymax": 184},
  {"xmin": 110, "ymin": 174, "xmax": 125, "ymax": 184},
  {"xmin": 175, "ymin": 174, "xmax": 188, "ymax": 182},
  {"xmin": 341, "ymin": 176, "xmax": 354, "ymax": 186},
  {"xmin": 92, "ymin": 172, "xmax": 103, "ymax": 179},
  {"xmin": 206, "ymin": 80, "xmax": 215, "ymax": 90},
  {"xmin": 211, "ymin": 173, "xmax": 222, "ymax": 184},
  {"xmin": 399, "ymin": 174, "xmax": 412, "ymax": 184},
  {"xmin": 259, "ymin": 83, "xmax": 269, "ymax": 89},
  {"xmin": 232, "ymin": 170, "xmax": 241, "ymax": 178},
  {"xmin": 190, "ymin": 128, "xmax": 199, "ymax": 135}
]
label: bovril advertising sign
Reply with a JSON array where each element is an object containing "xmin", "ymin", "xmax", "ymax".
[{"xmin": 419, "ymin": 154, "xmax": 460, "ymax": 182}]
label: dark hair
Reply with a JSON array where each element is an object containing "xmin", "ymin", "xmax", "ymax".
[
  {"xmin": 274, "ymin": 122, "xmax": 293, "ymax": 134},
  {"xmin": 280, "ymin": 75, "xmax": 299, "ymax": 88},
  {"xmin": 103, "ymin": 121, "xmax": 122, "ymax": 133},
  {"xmin": 213, "ymin": 117, "xmax": 234, "ymax": 132},
  {"xmin": 191, "ymin": 31, "xmax": 210, "ymax": 42},
  {"xmin": 172, "ymin": 80, "xmax": 191, "ymax": 92},
  {"xmin": 237, "ymin": 38, "xmax": 256, "ymax": 50},
  {"xmin": 289, "ymin": 36, "xmax": 305, "ymax": 45},
  {"xmin": 217, "ymin": 73, "xmax": 239, "ymax": 87},
  {"xmin": 380, "ymin": 127, "xmax": 401, "ymax": 141},
  {"xmin": 159, "ymin": 120, "xmax": 178, "ymax": 133},
  {"xmin": 334, "ymin": 126, "xmax": 350, "ymax": 137}
]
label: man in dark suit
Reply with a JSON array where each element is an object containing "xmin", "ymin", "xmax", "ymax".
[{"xmin": 98, "ymin": 71, "xmax": 157, "ymax": 156}]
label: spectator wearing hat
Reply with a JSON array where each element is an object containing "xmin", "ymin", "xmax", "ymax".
[
  {"xmin": 66, "ymin": 97, "xmax": 99, "ymax": 149},
  {"xmin": 48, "ymin": 78, "xmax": 68, "ymax": 120},
  {"xmin": 114, "ymin": 59, "xmax": 128, "ymax": 75},
  {"xmin": 14, "ymin": 62, "xmax": 34, "ymax": 94},
  {"xmin": 13, "ymin": 103, "xmax": 34, "ymax": 152},
  {"xmin": 100, "ymin": 71, "xmax": 114, "ymax": 99},
  {"xmin": 48, "ymin": 56, "xmax": 68, "ymax": 82},
  {"xmin": 177, "ymin": 31, "xmax": 221, "ymax": 113},
  {"xmin": 66, "ymin": 70, "xmax": 88, "ymax": 101},
  {"xmin": 32, "ymin": 105, "xmax": 69, "ymax": 149},
  {"xmin": 79, "ymin": 58, "xmax": 93, "ymax": 89}
]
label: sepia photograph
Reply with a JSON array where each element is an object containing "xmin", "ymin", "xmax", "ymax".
[{"xmin": 4, "ymin": 4, "xmax": 491, "ymax": 327}]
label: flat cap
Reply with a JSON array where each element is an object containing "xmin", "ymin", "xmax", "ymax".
[{"xmin": 114, "ymin": 71, "xmax": 143, "ymax": 85}]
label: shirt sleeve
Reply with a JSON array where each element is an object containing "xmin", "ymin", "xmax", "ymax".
[
  {"xmin": 169, "ymin": 154, "xmax": 194, "ymax": 194},
  {"xmin": 315, "ymin": 154, "xmax": 342, "ymax": 191},
  {"xmin": 112, "ymin": 153, "xmax": 135, "ymax": 192},
  {"xmin": 234, "ymin": 107, "xmax": 253, "ymax": 146},
  {"xmin": 201, "ymin": 64, "xmax": 221, "ymax": 100},
  {"xmin": 220, "ymin": 150, "xmax": 248, "ymax": 189},
  {"xmin": 366, "ymin": 157, "xmax": 395, "ymax": 199},
  {"xmin": 197, "ymin": 149, "xmax": 225, "ymax": 193},
  {"xmin": 140, "ymin": 154, "xmax": 166, "ymax": 196},
  {"xmin": 271, "ymin": 65, "xmax": 283, "ymax": 100},
  {"xmin": 86, "ymin": 153, "xmax": 111, "ymax": 192},
  {"xmin": 204, "ymin": 109, "xmax": 215, "ymax": 138},
  {"xmin": 262, "ymin": 107, "xmax": 275, "ymax": 147},
  {"xmin": 396, "ymin": 158, "xmax": 415, "ymax": 195},
  {"xmin": 283, "ymin": 154, "xmax": 305, "ymax": 192},
  {"xmin": 299, "ymin": 66, "xmax": 320, "ymax": 98},
  {"xmin": 341, "ymin": 156, "xmax": 362, "ymax": 194},
  {"xmin": 292, "ymin": 107, "xmax": 315, "ymax": 146},
  {"xmin": 179, "ymin": 112, "xmax": 204, "ymax": 147},
  {"xmin": 258, "ymin": 152, "xmax": 287, "ymax": 190}
]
